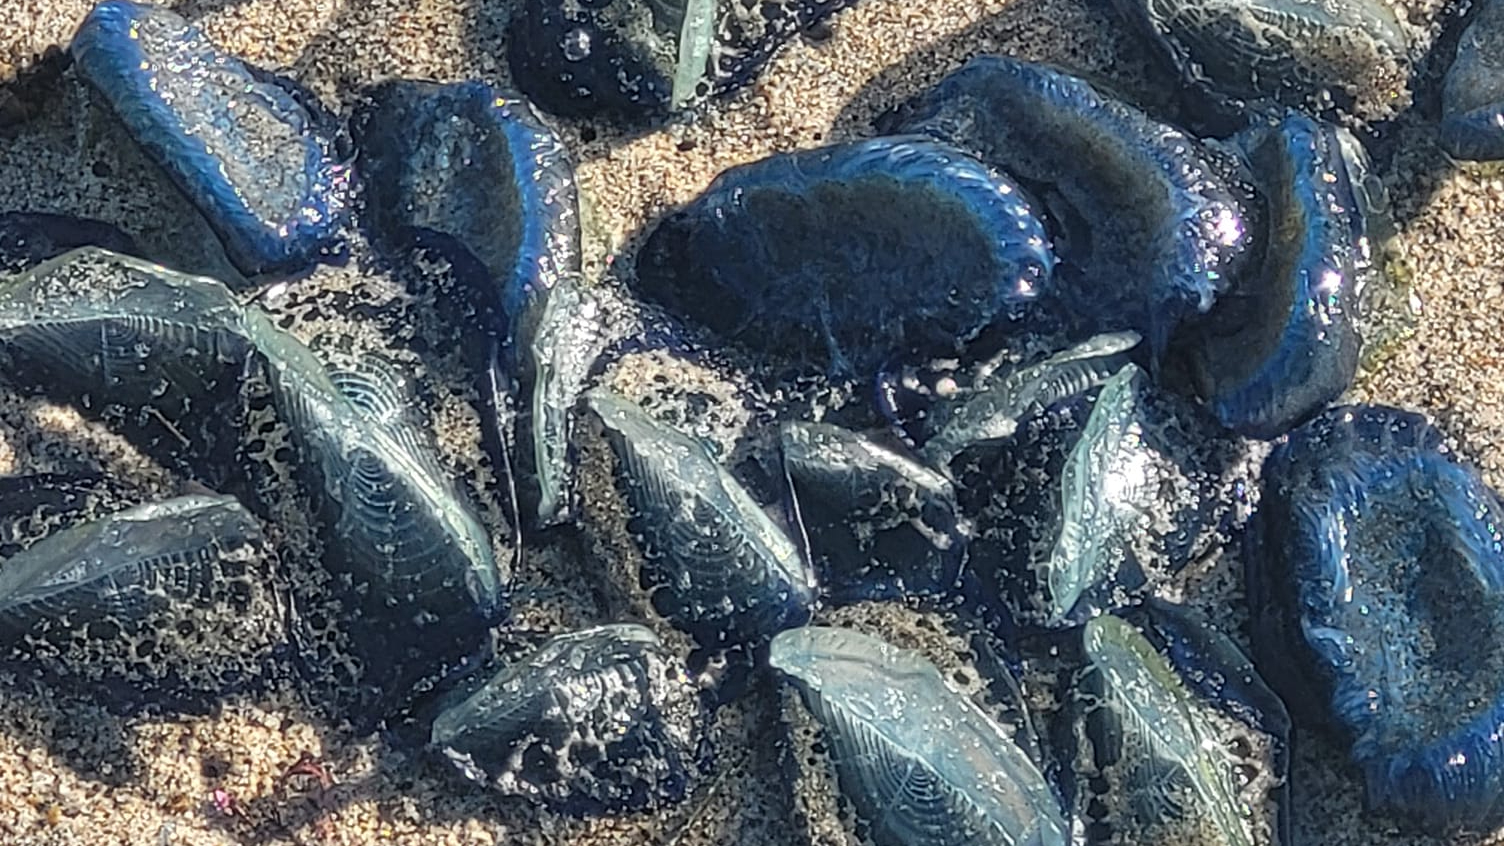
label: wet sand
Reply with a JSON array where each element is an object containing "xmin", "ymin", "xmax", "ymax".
[{"xmin": 2, "ymin": 0, "xmax": 1503, "ymax": 843}]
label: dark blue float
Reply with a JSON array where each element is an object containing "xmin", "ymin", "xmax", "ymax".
[
  {"xmin": 70, "ymin": 1, "xmax": 351, "ymax": 277},
  {"xmin": 1252, "ymin": 405, "xmax": 1504, "ymax": 829},
  {"xmin": 1182, "ymin": 111, "xmax": 1373, "ymax": 439},
  {"xmin": 636, "ymin": 136, "xmax": 1054, "ymax": 380},
  {"xmin": 897, "ymin": 56, "xmax": 1260, "ymax": 366}
]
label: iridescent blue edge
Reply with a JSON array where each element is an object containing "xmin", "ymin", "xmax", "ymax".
[
  {"xmin": 636, "ymin": 135, "xmax": 1055, "ymax": 379},
  {"xmin": 355, "ymin": 78, "xmax": 580, "ymax": 333},
  {"xmin": 700, "ymin": 135, "xmax": 1054, "ymax": 311},
  {"xmin": 898, "ymin": 56, "xmax": 1259, "ymax": 366},
  {"xmin": 1195, "ymin": 112, "xmax": 1362, "ymax": 439},
  {"xmin": 1253, "ymin": 405, "xmax": 1504, "ymax": 828},
  {"xmin": 70, "ymin": 1, "xmax": 351, "ymax": 277}
]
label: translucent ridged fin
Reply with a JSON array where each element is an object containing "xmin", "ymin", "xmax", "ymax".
[
  {"xmin": 587, "ymin": 389, "xmax": 813, "ymax": 645},
  {"xmin": 527, "ymin": 280, "xmax": 605, "ymax": 524},
  {"xmin": 771, "ymin": 626, "xmax": 1068, "ymax": 846},
  {"xmin": 1046, "ymin": 363, "xmax": 1149, "ymax": 623},
  {"xmin": 672, "ymin": 0, "xmax": 717, "ymax": 108},
  {"xmin": 0, "ymin": 248, "xmax": 254, "ymax": 405},
  {"xmin": 240, "ymin": 311, "xmax": 502, "ymax": 612},
  {"xmin": 1084, "ymin": 615, "xmax": 1253, "ymax": 846},
  {"xmin": 327, "ymin": 355, "xmax": 447, "ymax": 478},
  {"xmin": 0, "ymin": 494, "xmax": 260, "ymax": 628},
  {"xmin": 924, "ymin": 331, "xmax": 1139, "ymax": 465}
]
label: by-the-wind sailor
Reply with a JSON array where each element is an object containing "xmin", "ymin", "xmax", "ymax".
[
  {"xmin": 913, "ymin": 330, "xmax": 1142, "ymax": 467},
  {"xmin": 69, "ymin": 1, "xmax": 351, "ymax": 277},
  {"xmin": 897, "ymin": 56, "xmax": 1260, "ymax": 364},
  {"xmin": 430, "ymin": 623, "xmax": 709, "ymax": 815},
  {"xmin": 0, "ymin": 493, "xmax": 288, "ymax": 710},
  {"xmin": 769, "ymin": 625, "xmax": 1068, "ymax": 846},
  {"xmin": 1113, "ymin": 0, "xmax": 1410, "ymax": 120},
  {"xmin": 353, "ymin": 79, "xmax": 591, "ymax": 526},
  {"xmin": 780, "ymin": 421, "xmax": 969, "ymax": 604},
  {"xmin": 519, "ymin": 275, "xmax": 607, "ymax": 526},
  {"xmin": 506, "ymin": 0, "xmax": 859, "ymax": 121},
  {"xmin": 0, "ymin": 212, "xmax": 140, "ymax": 274},
  {"xmin": 240, "ymin": 315, "xmax": 505, "ymax": 717},
  {"xmin": 353, "ymin": 79, "xmax": 579, "ymax": 328},
  {"xmin": 507, "ymin": 0, "xmax": 712, "ymax": 119},
  {"xmin": 0, "ymin": 248, "xmax": 255, "ymax": 426},
  {"xmin": 635, "ymin": 136, "xmax": 1054, "ymax": 379},
  {"xmin": 1066, "ymin": 609, "xmax": 1289, "ymax": 846},
  {"xmin": 955, "ymin": 361, "xmax": 1246, "ymax": 630},
  {"xmin": 1441, "ymin": 0, "xmax": 1504, "ymax": 160},
  {"xmin": 579, "ymin": 388, "xmax": 816, "ymax": 649},
  {"xmin": 1181, "ymin": 111, "xmax": 1372, "ymax": 439},
  {"xmin": 1250, "ymin": 404, "xmax": 1504, "ymax": 829}
]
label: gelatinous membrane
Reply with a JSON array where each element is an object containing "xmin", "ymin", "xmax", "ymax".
[
  {"xmin": 430, "ymin": 624, "xmax": 707, "ymax": 815},
  {"xmin": 0, "ymin": 494, "xmax": 288, "ymax": 709},
  {"xmin": 0, "ymin": 248, "xmax": 256, "ymax": 420},
  {"xmin": 1115, "ymin": 0, "xmax": 1409, "ymax": 119},
  {"xmin": 1074, "ymin": 613, "xmax": 1272, "ymax": 846},
  {"xmin": 69, "ymin": 1, "xmax": 350, "ymax": 277},
  {"xmin": 584, "ymin": 388, "xmax": 816, "ymax": 648},
  {"xmin": 769, "ymin": 626, "xmax": 1068, "ymax": 846},
  {"xmin": 919, "ymin": 331, "xmax": 1141, "ymax": 466},
  {"xmin": 1182, "ymin": 110, "xmax": 1369, "ymax": 439},
  {"xmin": 521, "ymin": 277, "xmax": 606, "ymax": 526},
  {"xmin": 780, "ymin": 421, "xmax": 969, "ymax": 604},
  {"xmin": 636, "ymin": 136, "xmax": 1054, "ymax": 380},
  {"xmin": 353, "ymin": 79, "xmax": 590, "ymax": 526},
  {"xmin": 1252, "ymin": 405, "xmax": 1504, "ymax": 829},
  {"xmin": 1441, "ymin": 0, "xmax": 1504, "ymax": 160},
  {"xmin": 954, "ymin": 358, "xmax": 1241, "ymax": 631},
  {"xmin": 354, "ymin": 80, "xmax": 579, "ymax": 328},
  {"xmin": 899, "ymin": 56, "xmax": 1259, "ymax": 365},
  {"xmin": 240, "ymin": 312, "xmax": 504, "ymax": 714},
  {"xmin": 1046, "ymin": 364, "xmax": 1154, "ymax": 625},
  {"xmin": 0, "ymin": 212, "xmax": 140, "ymax": 274}
]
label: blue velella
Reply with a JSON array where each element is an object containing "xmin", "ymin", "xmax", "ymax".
[
  {"xmin": 583, "ymin": 388, "xmax": 816, "ymax": 650},
  {"xmin": 353, "ymin": 79, "xmax": 579, "ymax": 330},
  {"xmin": 507, "ymin": 0, "xmax": 860, "ymax": 121},
  {"xmin": 1066, "ymin": 608, "xmax": 1289, "ymax": 846},
  {"xmin": 780, "ymin": 421, "xmax": 970, "ymax": 604},
  {"xmin": 1182, "ymin": 111, "xmax": 1375, "ymax": 439},
  {"xmin": 69, "ymin": 1, "xmax": 351, "ymax": 277},
  {"xmin": 0, "ymin": 493, "xmax": 289, "ymax": 710},
  {"xmin": 1251, "ymin": 404, "xmax": 1504, "ymax": 828},
  {"xmin": 353, "ymin": 79, "xmax": 594, "ymax": 528},
  {"xmin": 1441, "ymin": 0, "xmax": 1504, "ymax": 160},
  {"xmin": 430, "ymin": 624, "xmax": 708, "ymax": 815},
  {"xmin": 897, "ymin": 56, "xmax": 1260, "ymax": 365},
  {"xmin": 953, "ymin": 360, "xmax": 1243, "ymax": 630},
  {"xmin": 0, "ymin": 247, "xmax": 256, "ymax": 422},
  {"xmin": 770, "ymin": 625, "xmax": 1068, "ymax": 846},
  {"xmin": 1113, "ymin": 0, "xmax": 1409, "ymax": 119},
  {"xmin": 916, "ymin": 331, "xmax": 1142, "ymax": 467},
  {"xmin": 635, "ymin": 136, "xmax": 1054, "ymax": 379},
  {"xmin": 241, "ymin": 313, "xmax": 506, "ymax": 718}
]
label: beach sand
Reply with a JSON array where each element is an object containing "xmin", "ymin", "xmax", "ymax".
[{"xmin": 2, "ymin": 0, "xmax": 1503, "ymax": 843}]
